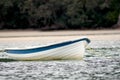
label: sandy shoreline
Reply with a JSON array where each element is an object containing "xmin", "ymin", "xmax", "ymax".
[{"xmin": 0, "ymin": 30, "xmax": 120, "ymax": 42}]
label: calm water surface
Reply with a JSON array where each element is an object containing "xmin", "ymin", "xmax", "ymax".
[{"xmin": 0, "ymin": 40, "xmax": 120, "ymax": 80}]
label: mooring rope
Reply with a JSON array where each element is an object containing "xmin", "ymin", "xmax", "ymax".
[{"xmin": 85, "ymin": 46, "xmax": 98, "ymax": 57}]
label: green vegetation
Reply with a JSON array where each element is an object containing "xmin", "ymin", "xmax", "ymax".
[
  {"xmin": 0, "ymin": 0, "xmax": 120, "ymax": 30},
  {"xmin": 0, "ymin": 58, "xmax": 17, "ymax": 62}
]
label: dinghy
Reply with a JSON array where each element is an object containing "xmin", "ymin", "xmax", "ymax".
[{"xmin": 5, "ymin": 37, "xmax": 90, "ymax": 60}]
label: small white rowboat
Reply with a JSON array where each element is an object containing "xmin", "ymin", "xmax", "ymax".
[{"xmin": 4, "ymin": 37, "xmax": 90, "ymax": 60}]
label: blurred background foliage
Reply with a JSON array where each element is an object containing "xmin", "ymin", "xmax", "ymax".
[{"xmin": 0, "ymin": 0, "xmax": 120, "ymax": 30}]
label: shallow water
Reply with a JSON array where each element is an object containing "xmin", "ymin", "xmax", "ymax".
[{"xmin": 0, "ymin": 40, "xmax": 120, "ymax": 80}]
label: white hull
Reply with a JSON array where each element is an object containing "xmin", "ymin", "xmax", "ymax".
[{"xmin": 5, "ymin": 38, "xmax": 90, "ymax": 60}]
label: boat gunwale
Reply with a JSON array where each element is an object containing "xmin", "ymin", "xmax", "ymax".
[{"xmin": 5, "ymin": 38, "xmax": 90, "ymax": 54}]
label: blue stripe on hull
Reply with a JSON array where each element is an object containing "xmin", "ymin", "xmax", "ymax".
[{"xmin": 6, "ymin": 38, "xmax": 90, "ymax": 54}]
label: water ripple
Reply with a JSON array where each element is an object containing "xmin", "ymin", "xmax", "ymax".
[{"xmin": 0, "ymin": 40, "xmax": 120, "ymax": 80}]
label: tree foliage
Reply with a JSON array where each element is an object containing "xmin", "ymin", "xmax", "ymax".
[{"xmin": 0, "ymin": 0, "xmax": 120, "ymax": 30}]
